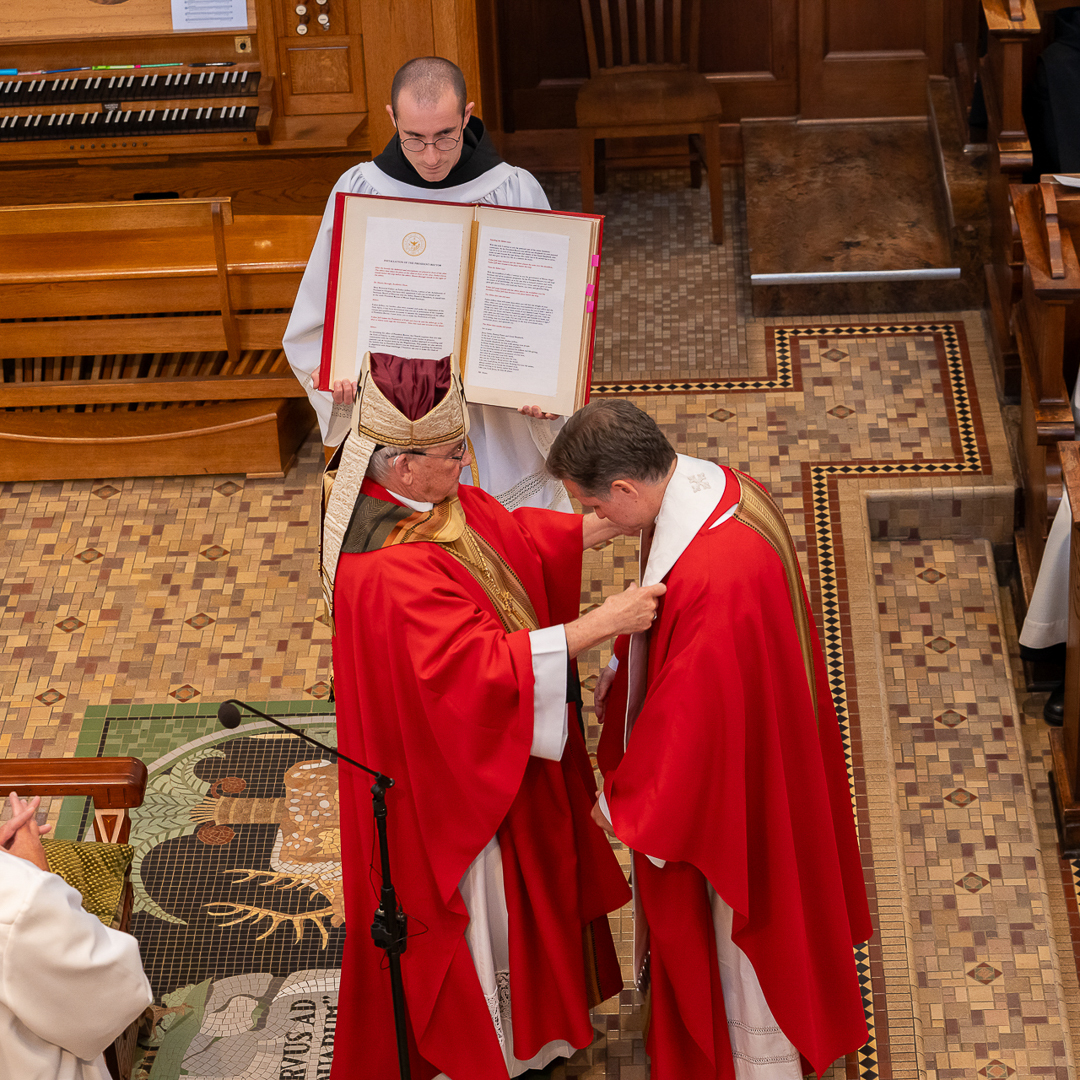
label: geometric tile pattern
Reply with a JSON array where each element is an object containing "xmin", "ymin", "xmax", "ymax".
[
  {"xmin": 2, "ymin": 165, "xmax": 1071, "ymax": 1080},
  {"xmin": 873, "ymin": 538, "xmax": 1071, "ymax": 1080}
]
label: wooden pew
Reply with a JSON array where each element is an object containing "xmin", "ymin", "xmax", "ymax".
[
  {"xmin": 1011, "ymin": 179, "xmax": 1080, "ymax": 597},
  {"xmin": 980, "ymin": 0, "xmax": 1042, "ymax": 398},
  {"xmin": 0, "ymin": 198, "xmax": 319, "ymax": 481},
  {"xmin": 1048, "ymin": 441, "xmax": 1080, "ymax": 852},
  {"xmin": 980, "ymin": 0, "xmax": 1080, "ymax": 395}
]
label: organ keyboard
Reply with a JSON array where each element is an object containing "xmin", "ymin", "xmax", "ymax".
[
  {"xmin": 0, "ymin": 68, "xmax": 260, "ymax": 107},
  {"xmin": 0, "ymin": 65, "xmax": 273, "ymax": 150},
  {"xmin": 0, "ymin": 0, "xmax": 372, "ymax": 211},
  {"xmin": 0, "ymin": 103, "xmax": 259, "ymax": 142}
]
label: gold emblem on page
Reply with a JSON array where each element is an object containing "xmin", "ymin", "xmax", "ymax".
[{"xmin": 402, "ymin": 232, "xmax": 427, "ymax": 256}]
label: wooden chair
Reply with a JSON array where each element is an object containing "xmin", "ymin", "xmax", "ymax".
[
  {"xmin": 0, "ymin": 756, "xmax": 149, "ymax": 1080},
  {"xmin": 575, "ymin": 0, "xmax": 724, "ymax": 244}
]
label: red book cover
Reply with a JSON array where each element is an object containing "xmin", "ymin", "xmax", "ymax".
[{"xmin": 317, "ymin": 191, "xmax": 350, "ymax": 393}]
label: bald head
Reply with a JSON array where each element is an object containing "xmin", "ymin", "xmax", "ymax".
[{"xmin": 390, "ymin": 57, "xmax": 467, "ymax": 115}]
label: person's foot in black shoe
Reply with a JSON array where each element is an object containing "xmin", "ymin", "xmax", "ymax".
[{"xmin": 1045, "ymin": 681, "xmax": 1065, "ymax": 726}]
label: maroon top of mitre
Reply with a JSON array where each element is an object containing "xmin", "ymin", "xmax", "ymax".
[{"xmin": 369, "ymin": 353, "xmax": 452, "ymax": 421}]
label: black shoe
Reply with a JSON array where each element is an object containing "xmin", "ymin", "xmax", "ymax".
[{"xmin": 1045, "ymin": 682, "xmax": 1066, "ymax": 727}]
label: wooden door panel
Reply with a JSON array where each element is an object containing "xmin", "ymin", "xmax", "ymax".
[{"xmin": 800, "ymin": 0, "xmax": 941, "ymax": 118}]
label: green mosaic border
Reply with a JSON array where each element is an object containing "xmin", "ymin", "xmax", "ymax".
[{"xmin": 57, "ymin": 699, "xmax": 335, "ymax": 840}]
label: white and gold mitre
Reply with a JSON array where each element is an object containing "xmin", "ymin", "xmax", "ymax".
[
  {"xmin": 352, "ymin": 350, "xmax": 469, "ymax": 450},
  {"xmin": 320, "ymin": 352, "xmax": 470, "ymax": 623}
]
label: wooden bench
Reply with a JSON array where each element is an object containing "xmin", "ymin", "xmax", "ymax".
[
  {"xmin": 0, "ymin": 197, "xmax": 319, "ymax": 481},
  {"xmin": 1010, "ymin": 179, "xmax": 1080, "ymax": 601}
]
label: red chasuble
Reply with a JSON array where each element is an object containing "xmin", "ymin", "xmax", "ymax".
[
  {"xmin": 331, "ymin": 480, "xmax": 629, "ymax": 1080},
  {"xmin": 599, "ymin": 465, "xmax": 872, "ymax": 1080}
]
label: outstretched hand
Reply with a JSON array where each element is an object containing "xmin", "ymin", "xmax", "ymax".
[
  {"xmin": 1, "ymin": 791, "xmax": 51, "ymax": 871},
  {"xmin": 600, "ymin": 581, "xmax": 666, "ymax": 636},
  {"xmin": 564, "ymin": 580, "xmax": 666, "ymax": 659}
]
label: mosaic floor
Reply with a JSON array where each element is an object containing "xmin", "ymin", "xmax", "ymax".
[{"xmin": 1, "ymin": 167, "xmax": 1077, "ymax": 1080}]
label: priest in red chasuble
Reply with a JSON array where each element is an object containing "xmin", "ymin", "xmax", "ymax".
[
  {"xmin": 321, "ymin": 354, "xmax": 663, "ymax": 1079},
  {"xmin": 547, "ymin": 400, "xmax": 873, "ymax": 1080}
]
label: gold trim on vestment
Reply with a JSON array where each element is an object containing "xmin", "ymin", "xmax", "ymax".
[
  {"xmin": 442, "ymin": 526, "xmax": 539, "ymax": 634},
  {"xmin": 733, "ymin": 474, "xmax": 819, "ymax": 722},
  {"xmin": 338, "ymin": 492, "xmax": 539, "ymax": 636}
]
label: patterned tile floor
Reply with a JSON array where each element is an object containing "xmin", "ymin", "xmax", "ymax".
[{"xmin": 1, "ymin": 167, "xmax": 1077, "ymax": 1080}]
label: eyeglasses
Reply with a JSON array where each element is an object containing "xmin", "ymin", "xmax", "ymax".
[
  {"xmin": 404, "ymin": 440, "xmax": 469, "ymax": 464},
  {"xmin": 399, "ymin": 121, "xmax": 465, "ymax": 154}
]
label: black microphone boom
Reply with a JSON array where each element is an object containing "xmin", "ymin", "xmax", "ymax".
[
  {"xmin": 215, "ymin": 697, "xmax": 412, "ymax": 1080},
  {"xmin": 216, "ymin": 699, "xmax": 376, "ymax": 777}
]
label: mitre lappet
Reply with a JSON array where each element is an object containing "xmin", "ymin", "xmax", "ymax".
[{"xmin": 319, "ymin": 351, "xmax": 470, "ymax": 625}]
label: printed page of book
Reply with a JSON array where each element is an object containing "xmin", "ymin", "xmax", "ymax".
[
  {"xmin": 326, "ymin": 196, "xmax": 476, "ymax": 385},
  {"xmin": 462, "ymin": 207, "xmax": 598, "ymax": 416}
]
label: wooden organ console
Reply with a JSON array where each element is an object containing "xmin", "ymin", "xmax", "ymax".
[
  {"xmin": 0, "ymin": 0, "xmax": 496, "ymax": 481},
  {"xmin": 0, "ymin": 0, "xmax": 377, "ymax": 213}
]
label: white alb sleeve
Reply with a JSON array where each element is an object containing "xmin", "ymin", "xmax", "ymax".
[
  {"xmin": 1, "ymin": 861, "xmax": 152, "ymax": 1062},
  {"xmin": 529, "ymin": 624, "xmax": 569, "ymax": 760}
]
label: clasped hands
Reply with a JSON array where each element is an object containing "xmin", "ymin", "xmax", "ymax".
[
  {"xmin": 331, "ymin": 380, "xmax": 558, "ymax": 422},
  {"xmin": 1, "ymin": 790, "xmax": 52, "ymax": 871}
]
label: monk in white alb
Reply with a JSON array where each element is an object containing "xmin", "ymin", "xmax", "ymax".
[{"xmin": 285, "ymin": 56, "xmax": 568, "ymax": 511}]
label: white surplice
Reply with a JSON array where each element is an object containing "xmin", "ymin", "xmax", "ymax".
[
  {"xmin": 0, "ymin": 848, "xmax": 153, "ymax": 1080},
  {"xmin": 283, "ymin": 157, "xmax": 570, "ymax": 512}
]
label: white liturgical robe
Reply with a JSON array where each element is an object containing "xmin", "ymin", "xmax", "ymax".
[
  {"xmin": 283, "ymin": 153, "xmax": 571, "ymax": 512},
  {"xmin": 0, "ymin": 847, "xmax": 153, "ymax": 1080}
]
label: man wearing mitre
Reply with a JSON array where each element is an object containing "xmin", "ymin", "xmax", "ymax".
[
  {"xmin": 322, "ymin": 354, "xmax": 664, "ymax": 1078},
  {"xmin": 286, "ymin": 55, "xmax": 569, "ymax": 512},
  {"xmin": 546, "ymin": 400, "xmax": 872, "ymax": 1080}
]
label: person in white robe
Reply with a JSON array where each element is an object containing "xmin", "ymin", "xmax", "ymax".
[
  {"xmin": 0, "ymin": 791, "xmax": 153, "ymax": 1080},
  {"xmin": 284, "ymin": 55, "xmax": 570, "ymax": 511}
]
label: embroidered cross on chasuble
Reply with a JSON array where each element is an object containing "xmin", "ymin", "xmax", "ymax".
[{"xmin": 339, "ymin": 491, "xmax": 541, "ymax": 634}]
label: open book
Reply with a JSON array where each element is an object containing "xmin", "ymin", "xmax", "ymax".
[{"xmin": 318, "ymin": 193, "xmax": 603, "ymax": 416}]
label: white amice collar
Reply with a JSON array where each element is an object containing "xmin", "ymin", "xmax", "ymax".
[
  {"xmin": 386, "ymin": 489, "xmax": 433, "ymax": 513},
  {"xmin": 641, "ymin": 456, "xmax": 729, "ymax": 588}
]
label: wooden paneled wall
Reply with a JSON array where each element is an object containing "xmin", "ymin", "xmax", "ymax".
[{"xmin": 494, "ymin": 0, "xmax": 978, "ymax": 132}]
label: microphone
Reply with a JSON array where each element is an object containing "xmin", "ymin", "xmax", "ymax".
[
  {"xmin": 216, "ymin": 698, "xmax": 384, "ymax": 781},
  {"xmin": 219, "ymin": 699, "xmax": 410, "ymax": 1077}
]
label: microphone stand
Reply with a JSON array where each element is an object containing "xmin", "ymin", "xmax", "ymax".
[{"xmin": 218, "ymin": 699, "xmax": 412, "ymax": 1080}]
